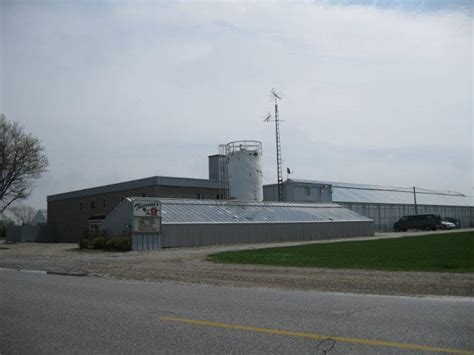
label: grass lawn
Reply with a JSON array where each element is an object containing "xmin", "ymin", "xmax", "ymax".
[{"xmin": 208, "ymin": 231, "xmax": 474, "ymax": 273}]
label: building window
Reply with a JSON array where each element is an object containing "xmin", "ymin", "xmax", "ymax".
[
  {"xmin": 91, "ymin": 200, "xmax": 96, "ymax": 209},
  {"xmin": 216, "ymin": 194, "xmax": 220, "ymax": 200},
  {"xmin": 140, "ymin": 192, "xmax": 147, "ymax": 197},
  {"xmin": 197, "ymin": 193, "xmax": 201, "ymax": 199},
  {"xmin": 304, "ymin": 187, "xmax": 311, "ymax": 196},
  {"xmin": 79, "ymin": 201, "xmax": 83, "ymax": 211},
  {"xmin": 103, "ymin": 199, "xmax": 106, "ymax": 209}
]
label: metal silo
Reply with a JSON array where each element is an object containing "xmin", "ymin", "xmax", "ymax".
[{"xmin": 226, "ymin": 141, "xmax": 263, "ymax": 201}]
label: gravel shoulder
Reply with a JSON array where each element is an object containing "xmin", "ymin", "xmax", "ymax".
[{"xmin": 1, "ymin": 230, "xmax": 473, "ymax": 297}]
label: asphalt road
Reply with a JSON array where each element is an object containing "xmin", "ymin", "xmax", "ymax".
[{"xmin": 1, "ymin": 269, "xmax": 473, "ymax": 354}]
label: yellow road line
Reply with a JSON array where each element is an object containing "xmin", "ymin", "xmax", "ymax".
[{"xmin": 160, "ymin": 316, "xmax": 473, "ymax": 354}]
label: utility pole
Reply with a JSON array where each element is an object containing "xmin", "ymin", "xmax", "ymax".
[
  {"xmin": 0, "ymin": 121, "xmax": 4, "ymax": 222},
  {"xmin": 0, "ymin": 123, "xmax": 4, "ymax": 180},
  {"xmin": 264, "ymin": 89, "xmax": 284, "ymax": 201},
  {"xmin": 413, "ymin": 186, "xmax": 418, "ymax": 215}
]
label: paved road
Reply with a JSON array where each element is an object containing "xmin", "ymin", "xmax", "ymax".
[{"xmin": 1, "ymin": 269, "xmax": 473, "ymax": 354}]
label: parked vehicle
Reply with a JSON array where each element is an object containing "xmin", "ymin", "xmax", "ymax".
[
  {"xmin": 441, "ymin": 220, "xmax": 456, "ymax": 230},
  {"xmin": 443, "ymin": 217, "xmax": 461, "ymax": 229},
  {"xmin": 393, "ymin": 214, "xmax": 443, "ymax": 232}
]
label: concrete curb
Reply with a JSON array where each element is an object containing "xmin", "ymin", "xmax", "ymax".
[{"xmin": 46, "ymin": 270, "xmax": 89, "ymax": 277}]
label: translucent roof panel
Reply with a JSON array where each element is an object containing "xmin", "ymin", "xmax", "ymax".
[
  {"xmin": 290, "ymin": 179, "xmax": 474, "ymax": 207},
  {"xmin": 131, "ymin": 198, "xmax": 372, "ymax": 224}
]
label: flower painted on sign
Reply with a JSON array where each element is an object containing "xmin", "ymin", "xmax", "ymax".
[{"xmin": 148, "ymin": 207, "xmax": 158, "ymax": 216}]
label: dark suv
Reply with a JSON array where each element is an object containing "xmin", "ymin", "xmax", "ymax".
[{"xmin": 393, "ymin": 214, "xmax": 442, "ymax": 232}]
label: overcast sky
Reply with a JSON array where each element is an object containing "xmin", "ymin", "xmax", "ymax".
[{"xmin": 1, "ymin": 0, "xmax": 473, "ymax": 209}]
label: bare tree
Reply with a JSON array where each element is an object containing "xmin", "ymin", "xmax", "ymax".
[
  {"xmin": 9, "ymin": 204, "xmax": 36, "ymax": 225},
  {"xmin": 0, "ymin": 114, "xmax": 49, "ymax": 213}
]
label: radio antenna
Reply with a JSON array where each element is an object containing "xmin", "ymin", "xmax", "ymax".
[{"xmin": 264, "ymin": 89, "xmax": 284, "ymax": 201}]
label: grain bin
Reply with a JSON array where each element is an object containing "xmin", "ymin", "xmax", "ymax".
[{"xmin": 226, "ymin": 141, "xmax": 263, "ymax": 201}]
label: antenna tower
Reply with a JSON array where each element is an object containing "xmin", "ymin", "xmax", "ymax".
[{"xmin": 264, "ymin": 89, "xmax": 284, "ymax": 201}]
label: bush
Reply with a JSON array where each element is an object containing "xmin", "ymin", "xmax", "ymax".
[
  {"xmin": 105, "ymin": 238, "xmax": 120, "ymax": 251},
  {"xmin": 78, "ymin": 239, "xmax": 90, "ymax": 249},
  {"xmin": 105, "ymin": 236, "xmax": 132, "ymax": 251},
  {"xmin": 92, "ymin": 237, "xmax": 106, "ymax": 250},
  {"xmin": 118, "ymin": 236, "xmax": 132, "ymax": 251}
]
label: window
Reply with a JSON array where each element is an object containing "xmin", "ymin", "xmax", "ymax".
[
  {"xmin": 216, "ymin": 194, "xmax": 220, "ymax": 200},
  {"xmin": 79, "ymin": 201, "xmax": 83, "ymax": 211},
  {"xmin": 90, "ymin": 200, "xmax": 96, "ymax": 209},
  {"xmin": 304, "ymin": 187, "xmax": 311, "ymax": 196},
  {"xmin": 103, "ymin": 199, "xmax": 107, "ymax": 209},
  {"xmin": 196, "ymin": 193, "xmax": 201, "ymax": 199},
  {"xmin": 140, "ymin": 192, "xmax": 147, "ymax": 197}
]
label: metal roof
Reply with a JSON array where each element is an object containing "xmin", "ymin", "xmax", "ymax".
[
  {"xmin": 288, "ymin": 179, "xmax": 474, "ymax": 207},
  {"xmin": 130, "ymin": 197, "xmax": 372, "ymax": 224},
  {"xmin": 47, "ymin": 176, "xmax": 222, "ymax": 202}
]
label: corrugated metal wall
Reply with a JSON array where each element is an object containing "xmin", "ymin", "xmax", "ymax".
[
  {"xmin": 160, "ymin": 221, "xmax": 374, "ymax": 248},
  {"xmin": 339, "ymin": 203, "xmax": 474, "ymax": 232},
  {"xmin": 132, "ymin": 233, "xmax": 161, "ymax": 251}
]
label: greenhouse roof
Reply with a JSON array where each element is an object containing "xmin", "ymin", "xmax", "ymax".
[
  {"xmin": 290, "ymin": 179, "xmax": 474, "ymax": 207},
  {"xmin": 131, "ymin": 198, "xmax": 372, "ymax": 224}
]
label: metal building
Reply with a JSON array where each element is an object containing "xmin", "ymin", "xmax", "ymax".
[
  {"xmin": 100, "ymin": 197, "xmax": 375, "ymax": 250},
  {"xmin": 47, "ymin": 175, "xmax": 224, "ymax": 242},
  {"xmin": 264, "ymin": 179, "xmax": 474, "ymax": 231}
]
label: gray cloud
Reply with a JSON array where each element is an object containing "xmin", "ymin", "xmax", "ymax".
[{"xmin": 1, "ymin": 0, "xmax": 472, "ymax": 209}]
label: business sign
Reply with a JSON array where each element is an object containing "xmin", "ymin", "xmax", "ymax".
[
  {"xmin": 133, "ymin": 201, "xmax": 161, "ymax": 217},
  {"xmin": 133, "ymin": 216, "xmax": 161, "ymax": 234},
  {"xmin": 133, "ymin": 200, "xmax": 161, "ymax": 233}
]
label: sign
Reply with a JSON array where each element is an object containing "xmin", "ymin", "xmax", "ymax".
[
  {"xmin": 133, "ymin": 200, "xmax": 161, "ymax": 233},
  {"xmin": 133, "ymin": 201, "xmax": 161, "ymax": 217},
  {"xmin": 133, "ymin": 216, "xmax": 161, "ymax": 233}
]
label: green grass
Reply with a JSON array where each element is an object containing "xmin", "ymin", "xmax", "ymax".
[{"xmin": 208, "ymin": 231, "xmax": 474, "ymax": 273}]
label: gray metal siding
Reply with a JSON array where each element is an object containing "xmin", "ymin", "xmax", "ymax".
[
  {"xmin": 161, "ymin": 221, "xmax": 374, "ymax": 248},
  {"xmin": 99, "ymin": 199, "xmax": 133, "ymax": 237},
  {"xmin": 48, "ymin": 176, "xmax": 222, "ymax": 202},
  {"xmin": 132, "ymin": 233, "xmax": 161, "ymax": 251}
]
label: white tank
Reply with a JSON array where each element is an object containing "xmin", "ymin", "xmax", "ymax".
[{"xmin": 226, "ymin": 141, "xmax": 263, "ymax": 201}]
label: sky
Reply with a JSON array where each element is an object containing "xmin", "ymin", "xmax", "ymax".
[{"xmin": 0, "ymin": 0, "xmax": 473, "ymax": 210}]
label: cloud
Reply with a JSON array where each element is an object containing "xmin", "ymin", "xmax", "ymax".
[{"xmin": 1, "ymin": 0, "xmax": 472, "ymax": 208}]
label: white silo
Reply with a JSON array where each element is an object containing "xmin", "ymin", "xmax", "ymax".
[{"xmin": 226, "ymin": 141, "xmax": 263, "ymax": 201}]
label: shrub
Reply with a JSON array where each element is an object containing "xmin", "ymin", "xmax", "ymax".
[
  {"xmin": 79, "ymin": 239, "xmax": 90, "ymax": 250},
  {"xmin": 105, "ymin": 238, "xmax": 120, "ymax": 251},
  {"xmin": 104, "ymin": 236, "xmax": 132, "ymax": 251},
  {"xmin": 118, "ymin": 236, "xmax": 132, "ymax": 251},
  {"xmin": 92, "ymin": 237, "xmax": 106, "ymax": 250}
]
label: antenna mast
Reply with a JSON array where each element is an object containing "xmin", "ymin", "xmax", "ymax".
[{"xmin": 265, "ymin": 89, "xmax": 284, "ymax": 201}]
